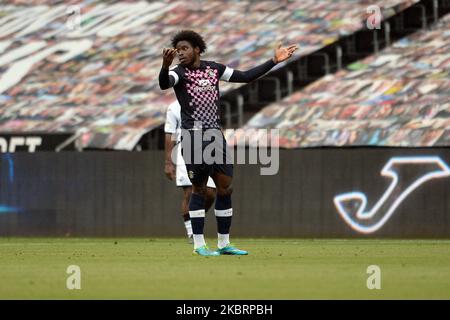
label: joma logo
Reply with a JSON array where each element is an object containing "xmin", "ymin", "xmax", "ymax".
[{"xmin": 334, "ymin": 156, "xmax": 450, "ymax": 234}]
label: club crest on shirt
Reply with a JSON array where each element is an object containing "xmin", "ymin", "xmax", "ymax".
[{"xmin": 188, "ymin": 171, "xmax": 194, "ymax": 179}]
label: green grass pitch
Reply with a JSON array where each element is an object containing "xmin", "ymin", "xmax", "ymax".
[{"xmin": 0, "ymin": 238, "xmax": 449, "ymax": 299}]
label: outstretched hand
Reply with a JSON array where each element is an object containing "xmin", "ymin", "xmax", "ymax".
[{"xmin": 273, "ymin": 43, "xmax": 298, "ymax": 64}]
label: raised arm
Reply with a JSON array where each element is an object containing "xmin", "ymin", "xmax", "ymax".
[
  {"xmin": 228, "ymin": 59, "xmax": 277, "ymax": 83},
  {"xmin": 227, "ymin": 43, "xmax": 298, "ymax": 83},
  {"xmin": 159, "ymin": 48, "xmax": 178, "ymax": 90}
]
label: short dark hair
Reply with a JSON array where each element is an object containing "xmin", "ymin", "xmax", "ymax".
[{"xmin": 171, "ymin": 30, "xmax": 207, "ymax": 54}]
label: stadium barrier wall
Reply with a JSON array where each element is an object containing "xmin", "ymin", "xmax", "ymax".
[{"xmin": 0, "ymin": 148, "xmax": 449, "ymax": 238}]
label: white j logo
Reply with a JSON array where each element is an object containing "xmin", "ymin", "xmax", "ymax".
[{"xmin": 334, "ymin": 156, "xmax": 450, "ymax": 234}]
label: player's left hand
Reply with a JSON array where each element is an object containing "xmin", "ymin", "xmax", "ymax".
[{"xmin": 273, "ymin": 42, "xmax": 298, "ymax": 64}]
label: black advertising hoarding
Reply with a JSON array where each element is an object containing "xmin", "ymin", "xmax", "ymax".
[
  {"xmin": 0, "ymin": 133, "xmax": 76, "ymax": 152},
  {"xmin": 0, "ymin": 148, "xmax": 448, "ymax": 237}
]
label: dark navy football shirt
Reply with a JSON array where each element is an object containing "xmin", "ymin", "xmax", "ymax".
[{"xmin": 168, "ymin": 60, "xmax": 234, "ymax": 130}]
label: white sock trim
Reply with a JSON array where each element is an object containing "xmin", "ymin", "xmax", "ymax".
[
  {"xmin": 189, "ymin": 209, "xmax": 205, "ymax": 218},
  {"xmin": 184, "ymin": 220, "xmax": 192, "ymax": 236},
  {"xmin": 218, "ymin": 233, "xmax": 230, "ymax": 249},
  {"xmin": 193, "ymin": 234, "xmax": 206, "ymax": 249},
  {"xmin": 214, "ymin": 208, "xmax": 233, "ymax": 217}
]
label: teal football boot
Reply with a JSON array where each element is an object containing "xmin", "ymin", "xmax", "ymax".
[
  {"xmin": 217, "ymin": 244, "xmax": 248, "ymax": 255},
  {"xmin": 193, "ymin": 245, "xmax": 220, "ymax": 256}
]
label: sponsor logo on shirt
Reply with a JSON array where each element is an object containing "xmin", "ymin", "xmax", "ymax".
[{"xmin": 194, "ymin": 79, "xmax": 215, "ymax": 92}]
